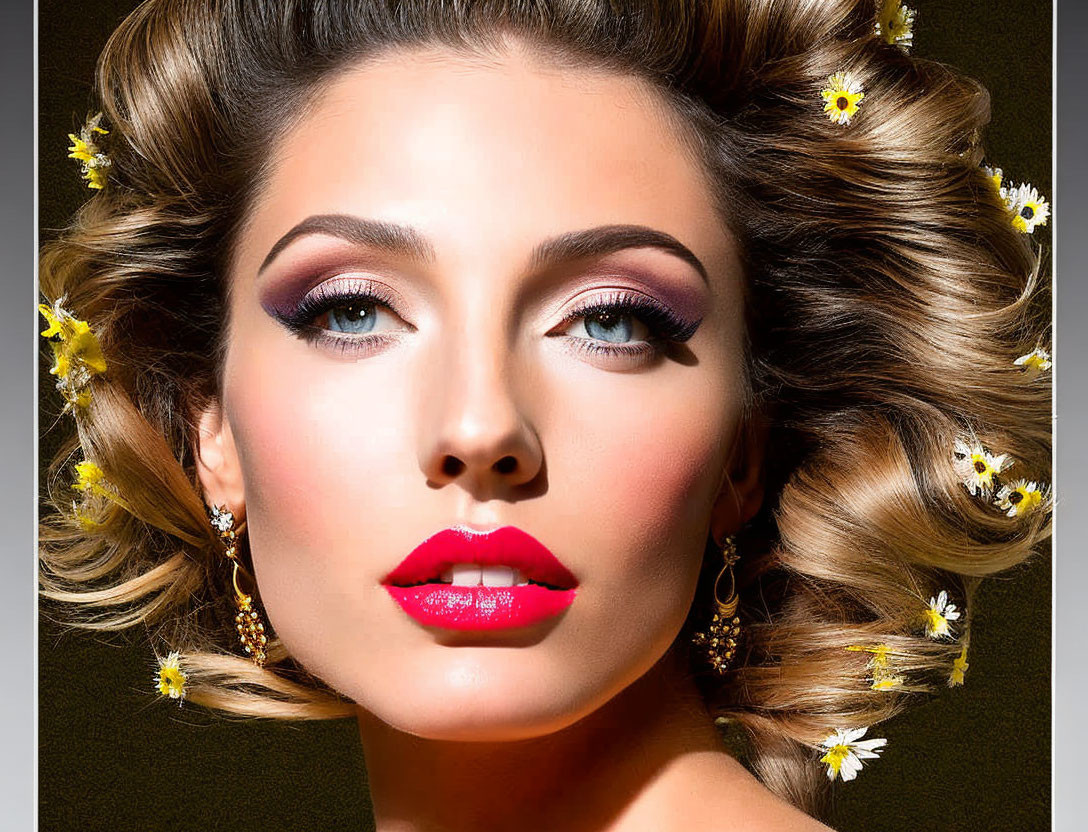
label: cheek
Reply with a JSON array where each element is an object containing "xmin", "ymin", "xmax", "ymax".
[
  {"xmin": 535, "ymin": 358, "xmax": 738, "ymax": 665},
  {"xmin": 222, "ymin": 338, "xmax": 416, "ymax": 640},
  {"xmin": 545, "ymin": 359, "xmax": 735, "ymax": 574}
]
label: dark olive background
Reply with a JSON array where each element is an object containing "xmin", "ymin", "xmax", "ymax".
[{"xmin": 38, "ymin": 1, "xmax": 1051, "ymax": 830}]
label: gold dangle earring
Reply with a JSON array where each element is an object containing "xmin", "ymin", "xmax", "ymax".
[
  {"xmin": 691, "ymin": 534, "xmax": 742, "ymax": 674},
  {"xmin": 208, "ymin": 504, "xmax": 268, "ymax": 667}
]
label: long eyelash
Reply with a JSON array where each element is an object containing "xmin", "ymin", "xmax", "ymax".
[
  {"xmin": 273, "ymin": 283, "xmax": 701, "ymax": 360},
  {"xmin": 561, "ymin": 290, "xmax": 702, "ymax": 347},
  {"xmin": 274, "ymin": 280, "xmax": 399, "ymax": 338}
]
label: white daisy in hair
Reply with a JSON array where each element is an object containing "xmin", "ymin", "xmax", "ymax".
[
  {"xmin": 952, "ymin": 437, "xmax": 1012, "ymax": 497},
  {"xmin": 1014, "ymin": 347, "xmax": 1052, "ymax": 374},
  {"xmin": 820, "ymin": 71, "xmax": 865, "ymax": 125},
  {"xmin": 922, "ymin": 589, "xmax": 961, "ymax": 640},
  {"xmin": 1004, "ymin": 181, "xmax": 1050, "ymax": 234},
  {"xmin": 154, "ymin": 650, "xmax": 188, "ymax": 704},
  {"xmin": 874, "ymin": 0, "xmax": 915, "ymax": 50},
  {"xmin": 994, "ymin": 479, "xmax": 1051, "ymax": 518},
  {"xmin": 818, "ymin": 726, "xmax": 888, "ymax": 781}
]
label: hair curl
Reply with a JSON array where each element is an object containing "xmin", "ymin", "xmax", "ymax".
[{"xmin": 39, "ymin": 0, "xmax": 1052, "ymax": 818}]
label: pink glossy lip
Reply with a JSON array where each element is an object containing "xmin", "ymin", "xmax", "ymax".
[{"xmin": 382, "ymin": 526, "xmax": 578, "ymax": 631}]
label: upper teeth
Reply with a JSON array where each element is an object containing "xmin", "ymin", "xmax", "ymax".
[{"xmin": 440, "ymin": 564, "xmax": 530, "ymax": 587}]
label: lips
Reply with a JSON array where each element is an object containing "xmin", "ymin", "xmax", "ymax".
[
  {"xmin": 383, "ymin": 526, "xmax": 578, "ymax": 589},
  {"xmin": 382, "ymin": 526, "xmax": 578, "ymax": 630}
]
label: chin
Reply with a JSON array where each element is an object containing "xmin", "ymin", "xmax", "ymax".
[{"xmin": 353, "ymin": 655, "xmax": 608, "ymax": 742}]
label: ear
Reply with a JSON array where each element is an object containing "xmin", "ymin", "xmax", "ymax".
[
  {"xmin": 194, "ymin": 399, "xmax": 246, "ymax": 521},
  {"xmin": 709, "ymin": 408, "xmax": 769, "ymax": 543}
]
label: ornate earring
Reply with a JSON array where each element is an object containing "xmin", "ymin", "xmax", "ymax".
[
  {"xmin": 208, "ymin": 504, "xmax": 268, "ymax": 667},
  {"xmin": 691, "ymin": 535, "xmax": 742, "ymax": 674}
]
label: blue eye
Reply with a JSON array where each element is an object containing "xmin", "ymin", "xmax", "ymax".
[
  {"xmin": 327, "ymin": 301, "xmax": 379, "ymax": 334},
  {"xmin": 584, "ymin": 309, "xmax": 635, "ymax": 343},
  {"xmin": 272, "ymin": 278, "xmax": 405, "ymax": 357},
  {"xmin": 556, "ymin": 290, "xmax": 701, "ymax": 359}
]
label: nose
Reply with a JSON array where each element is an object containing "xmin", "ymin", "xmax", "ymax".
[{"xmin": 418, "ymin": 316, "xmax": 543, "ymax": 496}]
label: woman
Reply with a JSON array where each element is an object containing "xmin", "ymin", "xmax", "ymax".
[{"xmin": 39, "ymin": 0, "xmax": 1052, "ymax": 829}]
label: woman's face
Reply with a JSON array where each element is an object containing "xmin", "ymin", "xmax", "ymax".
[{"xmin": 198, "ymin": 40, "xmax": 758, "ymax": 741}]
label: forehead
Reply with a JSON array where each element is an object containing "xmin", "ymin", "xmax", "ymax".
[{"xmin": 232, "ymin": 41, "xmax": 731, "ymax": 286}]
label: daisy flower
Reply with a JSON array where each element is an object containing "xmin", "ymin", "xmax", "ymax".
[
  {"xmin": 994, "ymin": 479, "xmax": 1051, "ymax": 518},
  {"xmin": 821, "ymin": 72, "xmax": 865, "ymax": 125},
  {"xmin": 952, "ymin": 437, "xmax": 1013, "ymax": 497},
  {"xmin": 949, "ymin": 642, "xmax": 970, "ymax": 687},
  {"xmin": 982, "ymin": 165, "xmax": 1003, "ymax": 193},
  {"xmin": 818, "ymin": 726, "xmax": 888, "ymax": 781},
  {"xmin": 1004, "ymin": 182, "xmax": 1050, "ymax": 233},
  {"xmin": 66, "ymin": 111, "xmax": 111, "ymax": 190},
  {"xmin": 154, "ymin": 651, "xmax": 187, "ymax": 704},
  {"xmin": 1014, "ymin": 347, "xmax": 1052, "ymax": 374},
  {"xmin": 875, "ymin": 0, "xmax": 916, "ymax": 50},
  {"xmin": 922, "ymin": 590, "xmax": 961, "ymax": 640}
]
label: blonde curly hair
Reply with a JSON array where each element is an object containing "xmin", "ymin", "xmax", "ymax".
[{"xmin": 39, "ymin": 0, "xmax": 1052, "ymax": 819}]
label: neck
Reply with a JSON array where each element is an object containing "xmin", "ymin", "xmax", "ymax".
[{"xmin": 355, "ymin": 646, "xmax": 751, "ymax": 832}]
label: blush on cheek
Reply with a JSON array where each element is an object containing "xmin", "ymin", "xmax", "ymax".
[
  {"xmin": 224, "ymin": 357, "xmax": 390, "ymax": 637},
  {"xmin": 560, "ymin": 373, "xmax": 735, "ymax": 577}
]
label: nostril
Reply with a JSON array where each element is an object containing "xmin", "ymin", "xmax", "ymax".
[
  {"xmin": 494, "ymin": 456, "xmax": 517, "ymax": 474},
  {"xmin": 442, "ymin": 457, "xmax": 465, "ymax": 477}
]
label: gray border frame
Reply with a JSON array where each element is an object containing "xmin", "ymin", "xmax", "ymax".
[
  {"xmin": 2, "ymin": 0, "xmax": 35, "ymax": 829},
  {"xmin": 1053, "ymin": 2, "xmax": 1085, "ymax": 830}
]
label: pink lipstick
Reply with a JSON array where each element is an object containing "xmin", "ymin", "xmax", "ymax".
[{"xmin": 382, "ymin": 526, "xmax": 578, "ymax": 630}]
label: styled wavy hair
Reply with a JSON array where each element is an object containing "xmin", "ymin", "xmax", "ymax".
[{"xmin": 39, "ymin": 0, "xmax": 1052, "ymax": 818}]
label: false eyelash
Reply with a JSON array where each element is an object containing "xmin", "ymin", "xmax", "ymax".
[
  {"xmin": 273, "ymin": 282, "xmax": 702, "ymax": 359},
  {"xmin": 272, "ymin": 279, "xmax": 400, "ymax": 338},
  {"xmin": 559, "ymin": 289, "xmax": 702, "ymax": 345}
]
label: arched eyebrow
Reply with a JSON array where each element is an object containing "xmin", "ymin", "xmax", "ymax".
[
  {"xmin": 258, "ymin": 214, "xmax": 436, "ymax": 274},
  {"xmin": 530, "ymin": 224, "xmax": 708, "ymax": 284},
  {"xmin": 258, "ymin": 214, "xmax": 708, "ymax": 284}
]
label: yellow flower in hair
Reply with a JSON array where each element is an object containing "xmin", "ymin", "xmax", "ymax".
[
  {"xmin": 1004, "ymin": 182, "xmax": 1050, "ymax": 233},
  {"xmin": 875, "ymin": 0, "xmax": 915, "ymax": 50},
  {"xmin": 871, "ymin": 675, "xmax": 904, "ymax": 691},
  {"xmin": 921, "ymin": 590, "xmax": 961, "ymax": 640},
  {"xmin": 56, "ymin": 317, "xmax": 107, "ymax": 375},
  {"xmin": 39, "ymin": 303, "xmax": 65, "ymax": 339},
  {"xmin": 983, "ymin": 165, "xmax": 1003, "ymax": 193},
  {"xmin": 846, "ymin": 643, "xmax": 905, "ymax": 690},
  {"xmin": 819, "ymin": 726, "xmax": 887, "ymax": 781},
  {"xmin": 72, "ymin": 459, "xmax": 130, "ymax": 511},
  {"xmin": 38, "ymin": 298, "xmax": 107, "ymax": 411},
  {"xmin": 66, "ymin": 112, "xmax": 111, "ymax": 190},
  {"xmin": 994, "ymin": 479, "xmax": 1050, "ymax": 518},
  {"xmin": 952, "ymin": 437, "xmax": 1012, "ymax": 497},
  {"xmin": 154, "ymin": 651, "xmax": 187, "ymax": 703},
  {"xmin": 847, "ymin": 642, "xmax": 892, "ymax": 667},
  {"xmin": 73, "ymin": 460, "xmax": 111, "ymax": 497},
  {"xmin": 821, "ymin": 72, "xmax": 865, "ymax": 125},
  {"xmin": 1014, "ymin": 347, "xmax": 1052, "ymax": 374},
  {"xmin": 949, "ymin": 642, "xmax": 969, "ymax": 686},
  {"xmin": 70, "ymin": 501, "xmax": 103, "ymax": 532}
]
